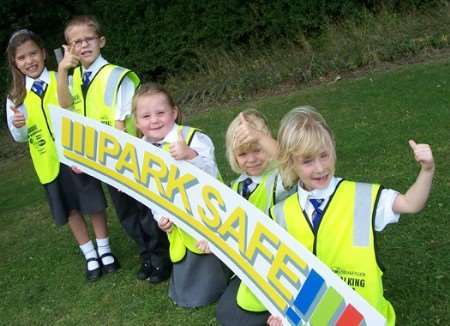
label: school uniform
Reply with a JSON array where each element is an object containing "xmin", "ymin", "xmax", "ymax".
[
  {"xmin": 149, "ymin": 123, "xmax": 230, "ymax": 307},
  {"xmin": 270, "ymin": 176, "xmax": 398, "ymax": 325},
  {"xmin": 216, "ymin": 169, "xmax": 294, "ymax": 326},
  {"xmin": 69, "ymin": 55, "xmax": 165, "ymax": 268},
  {"xmin": 6, "ymin": 68, "xmax": 80, "ymax": 225}
]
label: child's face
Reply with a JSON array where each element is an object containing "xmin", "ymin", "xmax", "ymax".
[
  {"xmin": 14, "ymin": 40, "xmax": 46, "ymax": 79},
  {"xmin": 235, "ymin": 146, "xmax": 270, "ymax": 176},
  {"xmin": 293, "ymin": 147, "xmax": 335, "ymax": 191},
  {"xmin": 135, "ymin": 93, "xmax": 178, "ymax": 142},
  {"xmin": 66, "ymin": 24, "xmax": 105, "ymax": 68}
]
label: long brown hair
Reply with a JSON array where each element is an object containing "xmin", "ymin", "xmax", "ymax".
[{"xmin": 6, "ymin": 29, "xmax": 45, "ymax": 106}]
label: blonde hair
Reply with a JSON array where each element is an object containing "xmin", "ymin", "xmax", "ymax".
[
  {"xmin": 278, "ymin": 106, "xmax": 336, "ymax": 187},
  {"xmin": 64, "ymin": 15, "xmax": 103, "ymax": 43},
  {"xmin": 225, "ymin": 109, "xmax": 272, "ymax": 174},
  {"xmin": 6, "ymin": 29, "xmax": 46, "ymax": 106}
]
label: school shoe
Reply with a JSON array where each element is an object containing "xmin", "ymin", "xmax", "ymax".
[
  {"xmin": 100, "ymin": 253, "xmax": 121, "ymax": 274},
  {"xmin": 136, "ymin": 260, "xmax": 153, "ymax": 280},
  {"xmin": 149, "ymin": 263, "xmax": 172, "ymax": 284},
  {"xmin": 86, "ymin": 257, "xmax": 102, "ymax": 282}
]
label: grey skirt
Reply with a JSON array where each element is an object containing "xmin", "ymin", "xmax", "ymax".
[{"xmin": 169, "ymin": 250, "xmax": 231, "ymax": 308}]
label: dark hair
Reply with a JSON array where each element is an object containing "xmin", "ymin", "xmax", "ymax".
[
  {"xmin": 6, "ymin": 29, "xmax": 45, "ymax": 106},
  {"xmin": 64, "ymin": 15, "xmax": 103, "ymax": 43}
]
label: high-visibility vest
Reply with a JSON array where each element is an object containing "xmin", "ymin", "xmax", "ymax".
[
  {"xmin": 270, "ymin": 180, "xmax": 395, "ymax": 325},
  {"xmin": 160, "ymin": 125, "xmax": 217, "ymax": 263},
  {"xmin": 23, "ymin": 71, "xmax": 60, "ymax": 184},
  {"xmin": 72, "ymin": 64, "xmax": 140, "ymax": 135},
  {"xmin": 232, "ymin": 169, "xmax": 279, "ymax": 312}
]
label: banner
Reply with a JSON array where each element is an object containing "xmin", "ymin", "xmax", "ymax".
[{"xmin": 49, "ymin": 106, "xmax": 385, "ymax": 325}]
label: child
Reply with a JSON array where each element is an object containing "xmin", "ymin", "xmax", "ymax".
[
  {"xmin": 216, "ymin": 109, "xmax": 293, "ymax": 326},
  {"xmin": 5, "ymin": 29, "xmax": 116, "ymax": 282},
  {"xmin": 268, "ymin": 106, "xmax": 434, "ymax": 326},
  {"xmin": 57, "ymin": 15, "xmax": 168, "ymax": 282},
  {"xmin": 133, "ymin": 82, "xmax": 230, "ymax": 307}
]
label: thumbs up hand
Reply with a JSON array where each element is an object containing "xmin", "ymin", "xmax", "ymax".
[
  {"xmin": 9, "ymin": 105, "xmax": 26, "ymax": 128},
  {"xmin": 409, "ymin": 140, "xmax": 434, "ymax": 171},
  {"xmin": 169, "ymin": 129, "xmax": 197, "ymax": 160}
]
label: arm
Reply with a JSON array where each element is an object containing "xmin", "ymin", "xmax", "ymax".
[
  {"xmin": 6, "ymin": 99, "xmax": 27, "ymax": 142},
  {"xmin": 236, "ymin": 113, "xmax": 279, "ymax": 159},
  {"xmin": 392, "ymin": 140, "xmax": 435, "ymax": 214},
  {"xmin": 57, "ymin": 44, "xmax": 79, "ymax": 108},
  {"xmin": 115, "ymin": 76, "xmax": 135, "ymax": 132}
]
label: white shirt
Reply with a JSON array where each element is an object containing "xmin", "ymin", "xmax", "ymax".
[
  {"xmin": 69, "ymin": 55, "xmax": 135, "ymax": 120},
  {"xmin": 297, "ymin": 176, "xmax": 400, "ymax": 231},
  {"xmin": 146, "ymin": 123, "xmax": 220, "ymax": 222},
  {"xmin": 6, "ymin": 68, "xmax": 51, "ymax": 142}
]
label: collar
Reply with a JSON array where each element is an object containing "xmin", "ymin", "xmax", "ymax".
[
  {"xmin": 25, "ymin": 68, "xmax": 50, "ymax": 91},
  {"xmin": 82, "ymin": 55, "xmax": 107, "ymax": 76},
  {"xmin": 297, "ymin": 176, "xmax": 341, "ymax": 209},
  {"xmin": 236, "ymin": 173, "xmax": 263, "ymax": 185}
]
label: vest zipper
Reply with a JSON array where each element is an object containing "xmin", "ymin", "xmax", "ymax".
[{"xmin": 39, "ymin": 88, "xmax": 54, "ymax": 140}]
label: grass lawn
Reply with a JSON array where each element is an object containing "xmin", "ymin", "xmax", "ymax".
[{"xmin": 1, "ymin": 58, "xmax": 449, "ymax": 325}]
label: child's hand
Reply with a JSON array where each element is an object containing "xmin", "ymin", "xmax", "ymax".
[
  {"xmin": 236, "ymin": 112, "xmax": 261, "ymax": 145},
  {"xmin": 71, "ymin": 166, "xmax": 83, "ymax": 174},
  {"xmin": 197, "ymin": 240, "xmax": 211, "ymax": 254},
  {"xmin": 58, "ymin": 44, "xmax": 80, "ymax": 71},
  {"xmin": 267, "ymin": 315, "xmax": 283, "ymax": 326},
  {"xmin": 158, "ymin": 217, "xmax": 173, "ymax": 232},
  {"xmin": 9, "ymin": 106, "xmax": 26, "ymax": 128},
  {"xmin": 169, "ymin": 129, "xmax": 197, "ymax": 160},
  {"xmin": 409, "ymin": 140, "xmax": 434, "ymax": 172}
]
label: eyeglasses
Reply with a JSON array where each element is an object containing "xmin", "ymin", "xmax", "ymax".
[{"xmin": 71, "ymin": 36, "xmax": 99, "ymax": 47}]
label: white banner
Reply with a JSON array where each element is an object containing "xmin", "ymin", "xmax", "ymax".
[{"xmin": 49, "ymin": 106, "xmax": 385, "ymax": 326}]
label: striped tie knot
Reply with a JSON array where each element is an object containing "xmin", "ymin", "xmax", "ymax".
[
  {"xmin": 309, "ymin": 198, "xmax": 324, "ymax": 231},
  {"xmin": 241, "ymin": 177, "xmax": 254, "ymax": 199},
  {"xmin": 82, "ymin": 71, "xmax": 92, "ymax": 88}
]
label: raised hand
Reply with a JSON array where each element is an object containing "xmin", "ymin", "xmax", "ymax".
[
  {"xmin": 9, "ymin": 106, "xmax": 26, "ymax": 128},
  {"xmin": 235, "ymin": 112, "xmax": 260, "ymax": 145},
  {"xmin": 409, "ymin": 139, "xmax": 434, "ymax": 171},
  {"xmin": 169, "ymin": 129, "xmax": 197, "ymax": 160},
  {"xmin": 267, "ymin": 315, "xmax": 283, "ymax": 326},
  {"xmin": 59, "ymin": 44, "xmax": 80, "ymax": 71}
]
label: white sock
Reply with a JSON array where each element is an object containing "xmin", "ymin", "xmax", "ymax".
[
  {"xmin": 80, "ymin": 240, "xmax": 99, "ymax": 271},
  {"xmin": 96, "ymin": 237, "xmax": 114, "ymax": 265}
]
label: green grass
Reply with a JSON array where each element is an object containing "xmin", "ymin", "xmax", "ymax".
[{"xmin": 1, "ymin": 58, "xmax": 449, "ymax": 325}]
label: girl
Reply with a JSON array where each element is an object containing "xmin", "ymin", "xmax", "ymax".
[
  {"xmin": 216, "ymin": 109, "xmax": 294, "ymax": 326},
  {"xmin": 268, "ymin": 106, "xmax": 434, "ymax": 326},
  {"xmin": 133, "ymin": 82, "xmax": 230, "ymax": 307},
  {"xmin": 6, "ymin": 29, "xmax": 119, "ymax": 282}
]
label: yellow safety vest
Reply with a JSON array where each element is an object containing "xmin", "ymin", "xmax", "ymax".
[
  {"xmin": 72, "ymin": 64, "xmax": 140, "ymax": 135},
  {"xmin": 233, "ymin": 169, "xmax": 279, "ymax": 312},
  {"xmin": 23, "ymin": 71, "xmax": 60, "ymax": 184},
  {"xmin": 160, "ymin": 125, "xmax": 212, "ymax": 263},
  {"xmin": 270, "ymin": 180, "xmax": 395, "ymax": 325}
]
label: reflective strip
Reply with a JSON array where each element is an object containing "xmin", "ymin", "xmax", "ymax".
[
  {"xmin": 104, "ymin": 67, "xmax": 127, "ymax": 106},
  {"xmin": 263, "ymin": 171, "xmax": 277, "ymax": 214},
  {"xmin": 272, "ymin": 202, "xmax": 287, "ymax": 230},
  {"xmin": 179, "ymin": 125, "xmax": 195, "ymax": 144},
  {"xmin": 353, "ymin": 182, "xmax": 372, "ymax": 247}
]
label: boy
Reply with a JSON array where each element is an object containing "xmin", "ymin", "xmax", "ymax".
[
  {"xmin": 57, "ymin": 15, "xmax": 171, "ymax": 283},
  {"xmin": 269, "ymin": 106, "xmax": 434, "ymax": 325}
]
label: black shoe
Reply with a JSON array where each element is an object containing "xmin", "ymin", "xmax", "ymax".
[
  {"xmin": 86, "ymin": 257, "xmax": 102, "ymax": 281},
  {"xmin": 100, "ymin": 253, "xmax": 120, "ymax": 274},
  {"xmin": 136, "ymin": 260, "xmax": 153, "ymax": 280},
  {"xmin": 149, "ymin": 264, "xmax": 172, "ymax": 284}
]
